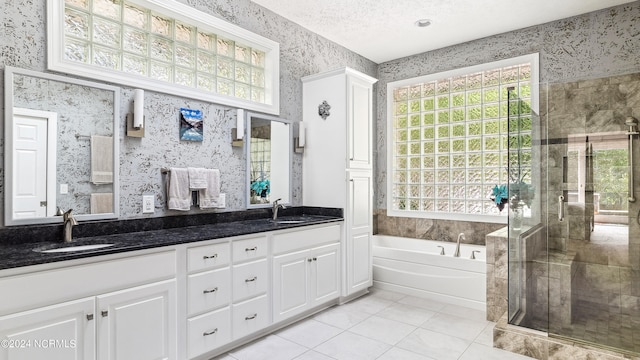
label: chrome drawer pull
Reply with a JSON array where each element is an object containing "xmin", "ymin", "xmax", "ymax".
[
  {"xmin": 307, "ymin": 258, "xmax": 312, "ymax": 262},
  {"xmin": 101, "ymin": 310, "xmax": 108, "ymax": 317},
  {"xmin": 245, "ymin": 313, "xmax": 257, "ymax": 320},
  {"xmin": 86, "ymin": 314, "xmax": 94, "ymax": 321},
  {"xmin": 245, "ymin": 276, "xmax": 257, "ymax": 283},
  {"xmin": 203, "ymin": 328, "xmax": 218, "ymax": 336},
  {"xmin": 203, "ymin": 254, "xmax": 218, "ymax": 260},
  {"xmin": 203, "ymin": 287, "xmax": 218, "ymax": 294},
  {"xmin": 245, "ymin": 246, "xmax": 258, "ymax": 252}
]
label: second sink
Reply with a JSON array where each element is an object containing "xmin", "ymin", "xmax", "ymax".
[{"xmin": 35, "ymin": 243, "xmax": 115, "ymax": 253}]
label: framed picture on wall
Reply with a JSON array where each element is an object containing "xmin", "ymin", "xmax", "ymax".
[{"xmin": 180, "ymin": 108, "xmax": 203, "ymax": 141}]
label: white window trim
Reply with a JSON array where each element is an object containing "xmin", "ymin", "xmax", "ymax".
[
  {"xmin": 386, "ymin": 53, "xmax": 539, "ymax": 223},
  {"xmin": 47, "ymin": 0, "xmax": 280, "ymax": 114}
]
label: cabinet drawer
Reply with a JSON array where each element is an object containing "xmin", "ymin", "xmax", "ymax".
[
  {"xmin": 187, "ymin": 242, "xmax": 231, "ymax": 272},
  {"xmin": 0, "ymin": 251, "xmax": 175, "ymax": 316},
  {"xmin": 232, "ymin": 295, "xmax": 269, "ymax": 340},
  {"xmin": 187, "ymin": 267, "xmax": 231, "ymax": 315},
  {"xmin": 232, "ymin": 236, "xmax": 267, "ymax": 263},
  {"xmin": 232, "ymin": 259, "xmax": 268, "ymax": 302},
  {"xmin": 272, "ymin": 224, "xmax": 341, "ymax": 254},
  {"xmin": 187, "ymin": 306, "xmax": 231, "ymax": 359}
]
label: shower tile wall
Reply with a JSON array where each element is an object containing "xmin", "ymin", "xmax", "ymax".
[{"xmin": 374, "ymin": 209, "xmax": 504, "ymax": 245}]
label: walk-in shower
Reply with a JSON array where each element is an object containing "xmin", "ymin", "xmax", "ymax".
[{"xmin": 507, "ymin": 73, "xmax": 640, "ymax": 355}]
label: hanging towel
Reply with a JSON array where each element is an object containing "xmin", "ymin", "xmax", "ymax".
[
  {"xmin": 167, "ymin": 167, "xmax": 191, "ymax": 211},
  {"xmin": 90, "ymin": 193, "xmax": 113, "ymax": 214},
  {"xmin": 90, "ymin": 135, "xmax": 113, "ymax": 184},
  {"xmin": 188, "ymin": 167, "xmax": 208, "ymax": 190},
  {"xmin": 199, "ymin": 169, "xmax": 221, "ymax": 209}
]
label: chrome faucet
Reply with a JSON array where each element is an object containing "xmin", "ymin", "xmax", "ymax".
[
  {"xmin": 454, "ymin": 233, "xmax": 464, "ymax": 257},
  {"xmin": 272, "ymin": 198, "xmax": 285, "ymax": 221},
  {"xmin": 63, "ymin": 209, "xmax": 78, "ymax": 242}
]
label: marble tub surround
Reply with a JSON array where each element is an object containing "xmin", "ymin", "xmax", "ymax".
[
  {"xmin": 0, "ymin": 207, "xmax": 342, "ymax": 270},
  {"xmin": 374, "ymin": 209, "xmax": 504, "ymax": 245}
]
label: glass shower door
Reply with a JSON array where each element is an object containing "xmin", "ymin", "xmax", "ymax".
[{"xmin": 544, "ymin": 74, "xmax": 640, "ymax": 354}]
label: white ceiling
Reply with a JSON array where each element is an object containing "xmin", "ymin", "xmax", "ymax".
[{"xmin": 251, "ymin": 0, "xmax": 636, "ymax": 64}]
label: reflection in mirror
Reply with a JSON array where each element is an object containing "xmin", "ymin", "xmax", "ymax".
[
  {"xmin": 566, "ymin": 132, "xmax": 629, "ymax": 242},
  {"xmin": 4, "ymin": 66, "xmax": 120, "ymax": 226},
  {"xmin": 245, "ymin": 112, "xmax": 292, "ymax": 208}
]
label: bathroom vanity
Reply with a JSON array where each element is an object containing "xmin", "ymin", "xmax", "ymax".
[{"xmin": 0, "ymin": 214, "xmax": 345, "ymax": 360}]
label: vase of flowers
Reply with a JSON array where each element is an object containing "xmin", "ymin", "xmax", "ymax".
[{"xmin": 490, "ymin": 177, "xmax": 535, "ymax": 230}]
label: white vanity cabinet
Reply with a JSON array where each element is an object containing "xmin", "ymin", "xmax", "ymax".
[
  {"xmin": 97, "ymin": 280, "xmax": 176, "ymax": 360},
  {"xmin": 302, "ymin": 68, "xmax": 377, "ymax": 297},
  {"xmin": 185, "ymin": 242, "xmax": 232, "ymax": 359},
  {"xmin": 272, "ymin": 225, "xmax": 341, "ymax": 323},
  {"xmin": 230, "ymin": 236, "xmax": 269, "ymax": 340},
  {"xmin": 0, "ymin": 251, "xmax": 177, "ymax": 360},
  {"xmin": 0, "ymin": 298, "xmax": 95, "ymax": 360}
]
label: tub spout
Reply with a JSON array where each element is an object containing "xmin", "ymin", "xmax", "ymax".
[{"xmin": 454, "ymin": 233, "xmax": 464, "ymax": 257}]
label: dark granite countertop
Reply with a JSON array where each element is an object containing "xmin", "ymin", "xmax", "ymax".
[{"xmin": 0, "ymin": 207, "xmax": 343, "ymax": 270}]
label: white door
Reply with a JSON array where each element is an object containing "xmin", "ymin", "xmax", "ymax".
[
  {"xmin": 0, "ymin": 298, "xmax": 95, "ymax": 360},
  {"xmin": 272, "ymin": 249, "xmax": 310, "ymax": 322},
  {"xmin": 311, "ymin": 243, "xmax": 340, "ymax": 305},
  {"xmin": 97, "ymin": 280, "xmax": 176, "ymax": 360},
  {"xmin": 11, "ymin": 108, "xmax": 57, "ymax": 220}
]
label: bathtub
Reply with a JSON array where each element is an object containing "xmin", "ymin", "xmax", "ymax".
[{"xmin": 372, "ymin": 235, "xmax": 486, "ymax": 310}]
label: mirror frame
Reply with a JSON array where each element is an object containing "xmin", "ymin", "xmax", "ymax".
[
  {"xmin": 4, "ymin": 66, "xmax": 120, "ymax": 226},
  {"xmin": 244, "ymin": 111, "xmax": 293, "ymax": 209}
]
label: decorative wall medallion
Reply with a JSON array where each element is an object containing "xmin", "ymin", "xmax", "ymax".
[{"xmin": 318, "ymin": 100, "xmax": 331, "ymax": 120}]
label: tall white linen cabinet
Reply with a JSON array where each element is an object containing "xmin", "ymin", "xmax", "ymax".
[{"xmin": 301, "ymin": 68, "xmax": 377, "ymax": 297}]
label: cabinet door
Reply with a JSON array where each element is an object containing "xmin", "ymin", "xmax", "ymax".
[
  {"xmin": 0, "ymin": 298, "xmax": 95, "ymax": 360},
  {"xmin": 347, "ymin": 171, "xmax": 373, "ymax": 295},
  {"xmin": 310, "ymin": 243, "xmax": 340, "ymax": 305},
  {"xmin": 347, "ymin": 76, "xmax": 373, "ymax": 169},
  {"xmin": 97, "ymin": 280, "xmax": 176, "ymax": 360},
  {"xmin": 348, "ymin": 230, "xmax": 372, "ymax": 294},
  {"xmin": 272, "ymin": 249, "xmax": 310, "ymax": 323}
]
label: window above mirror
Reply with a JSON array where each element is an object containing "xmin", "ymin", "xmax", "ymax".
[{"xmin": 48, "ymin": 0, "xmax": 280, "ymax": 115}]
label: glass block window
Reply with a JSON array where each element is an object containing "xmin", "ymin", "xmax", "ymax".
[
  {"xmin": 387, "ymin": 55, "xmax": 538, "ymax": 222},
  {"xmin": 48, "ymin": 0, "xmax": 279, "ymax": 114}
]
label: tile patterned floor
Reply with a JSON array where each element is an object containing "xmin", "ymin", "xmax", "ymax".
[{"xmin": 213, "ymin": 289, "xmax": 533, "ymax": 360}]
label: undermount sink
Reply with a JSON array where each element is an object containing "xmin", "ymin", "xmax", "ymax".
[
  {"xmin": 274, "ymin": 220, "xmax": 306, "ymax": 224},
  {"xmin": 35, "ymin": 243, "xmax": 116, "ymax": 253}
]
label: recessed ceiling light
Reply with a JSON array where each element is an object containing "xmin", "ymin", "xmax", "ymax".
[{"xmin": 415, "ymin": 19, "xmax": 432, "ymax": 28}]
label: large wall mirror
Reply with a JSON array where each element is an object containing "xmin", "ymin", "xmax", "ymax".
[
  {"xmin": 4, "ymin": 66, "xmax": 120, "ymax": 226},
  {"xmin": 244, "ymin": 111, "xmax": 292, "ymax": 208}
]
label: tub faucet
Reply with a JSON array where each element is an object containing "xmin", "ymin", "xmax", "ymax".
[
  {"xmin": 454, "ymin": 233, "xmax": 464, "ymax": 257},
  {"xmin": 63, "ymin": 209, "xmax": 78, "ymax": 243},
  {"xmin": 272, "ymin": 198, "xmax": 285, "ymax": 221}
]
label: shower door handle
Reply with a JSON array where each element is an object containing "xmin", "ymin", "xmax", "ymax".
[{"xmin": 558, "ymin": 195, "xmax": 565, "ymax": 222}]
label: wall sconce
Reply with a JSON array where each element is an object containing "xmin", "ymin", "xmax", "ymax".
[
  {"xmin": 294, "ymin": 121, "xmax": 305, "ymax": 153},
  {"xmin": 232, "ymin": 109, "xmax": 245, "ymax": 147},
  {"xmin": 126, "ymin": 89, "xmax": 145, "ymax": 137}
]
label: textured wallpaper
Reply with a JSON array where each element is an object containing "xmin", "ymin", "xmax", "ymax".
[
  {"xmin": 0, "ymin": 0, "xmax": 377, "ymax": 226},
  {"xmin": 374, "ymin": 3, "xmax": 640, "ymax": 209}
]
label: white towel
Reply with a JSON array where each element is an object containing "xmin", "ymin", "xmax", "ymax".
[
  {"xmin": 188, "ymin": 167, "xmax": 208, "ymax": 190},
  {"xmin": 167, "ymin": 168, "xmax": 191, "ymax": 211},
  {"xmin": 199, "ymin": 169, "xmax": 221, "ymax": 209},
  {"xmin": 91, "ymin": 135, "xmax": 113, "ymax": 184},
  {"xmin": 90, "ymin": 193, "xmax": 113, "ymax": 214}
]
